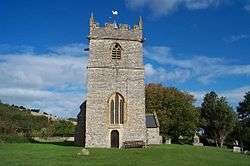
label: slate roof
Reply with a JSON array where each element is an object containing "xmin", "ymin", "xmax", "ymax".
[{"xmin": 145, "ymin": 114, "xmax": 158, "ymax": 128}]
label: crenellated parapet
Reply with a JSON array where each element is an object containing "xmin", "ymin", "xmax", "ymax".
[{"xmin": 88, "ymin": 13, "xmax": 144, "ymax": 42}]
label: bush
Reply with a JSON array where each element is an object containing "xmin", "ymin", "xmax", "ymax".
[
  {"xmin": 145, "ymin": 84, "xmax": 199, "ymax": 143},
  {"xmin": 0, "ymin": 134, "xmax": 31, "ymax": 143},
  {"xmin": 53, "ymin": 120, "xmax": 75, "ymax": 137}
]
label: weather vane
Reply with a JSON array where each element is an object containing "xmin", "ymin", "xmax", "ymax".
[
  {"xmin": 111, "ymin": 10, "xmax": 119, "ymax": 25},
  {"xmin": 112, "ymin": 10, "xmax": 118, "ymax": 16}
]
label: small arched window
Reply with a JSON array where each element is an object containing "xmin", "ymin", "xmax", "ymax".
[
  {"xmin": 111, "ymin": 43, "xmax": 121, "ymax": 59},
  {"xmin": 109, "ymin": 93, "xmax": 124, "ymax": 124}
]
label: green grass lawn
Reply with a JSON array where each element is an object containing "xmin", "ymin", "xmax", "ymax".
[{"xmin": 0, "ymin": 143, "xmax": 249, "ymax": 166}]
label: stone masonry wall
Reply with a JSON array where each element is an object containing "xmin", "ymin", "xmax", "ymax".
[
  {"xmin": 85, "ymin": 17, "xmax": 146, "ymax": 148},
  {"xmin": 146, "ymin": 128, "xmax": 162, "ymax": 145},
  {"xmin": 74, "ymin": 101, "xmax": 86, "ymax": 146}
]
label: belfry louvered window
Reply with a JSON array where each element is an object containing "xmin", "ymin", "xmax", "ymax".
[
  {"xmin": 111, "ymin": 43, "xmax": 121, "ymax": 59},
  {"xmin": 110, "ymin": 93, "xmax": 124, "ymax": 124}
]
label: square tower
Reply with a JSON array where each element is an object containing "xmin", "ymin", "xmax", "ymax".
[{"xmin": 85, "ymin": 14, "xmax": 146, "ymax": 148}]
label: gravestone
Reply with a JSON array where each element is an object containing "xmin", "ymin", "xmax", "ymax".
[
  {"xmin": 244, "ymin": 150, "xmax": 250, "ymax": 155},
  {"xmin": 165, "ymin": 138, "xmax": 171, "ymax": 144},
  {"xmin": 233, "ymin": 147, "xmax": 241, "ymax": 153},
  {"xmin": 233, "ymin": 140, "xmax": 241, "ymax": 153},
  {"xmin": 193, "ymin": 133, "xmax": 203, "ymax": 146},
  {"xmin": 77, "ymin": 148, "xmax": 90, "ymax": 156}
]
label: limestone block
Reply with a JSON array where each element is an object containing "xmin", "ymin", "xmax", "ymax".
[
  {"xmin": 233, "ymin": 146, "xmax": 241, "ymax": 153},
  {"xmin": 77, "ymin": 148, "xmax": 90, "ymax": 156}
]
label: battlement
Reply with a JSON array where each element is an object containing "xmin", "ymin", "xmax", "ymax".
[{"xmin": 88, "ymin": 13, "xmax": 143, "ymax": 42}]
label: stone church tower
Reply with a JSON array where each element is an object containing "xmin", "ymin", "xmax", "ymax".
[{"xmin": 85, "ymin": 14, "xmax": 146, "ymax": 148}]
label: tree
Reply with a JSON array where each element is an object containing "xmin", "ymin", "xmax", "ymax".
[
  {"xmin": 237, "ymin": 92, "xmax": 250, "ymax": 121},
  {"xmin": 201, "ymin": 91, "xmax": 236, "ymax": 148},
  {"xmin": 145, "ymin": 83, "xmax": 199, "ymax": 143},
  {"xmin": 237, "ymin": 91, "xmax": 250, "ymax": 150},
  {"xmin": 54, "ymin": 120, "xmax": 75, "ymax": 137}
]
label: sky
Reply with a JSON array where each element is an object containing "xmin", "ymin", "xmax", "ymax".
[{"xmin": 0, "ymin": 0, "xmax": 250, "ymax": 118}]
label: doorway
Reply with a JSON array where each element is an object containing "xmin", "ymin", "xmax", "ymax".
[{"xmin": 111, "ymin": 130, "xmax": 119, "ymax": 148}]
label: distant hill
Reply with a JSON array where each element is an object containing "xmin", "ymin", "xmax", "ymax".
[
  {"xmin": 0, "ymin": 103, "xmax": 49, "ymax": 135},
  {"xmin": 0, "ymin": 102, "xmax": 75, "ymax": 143}
]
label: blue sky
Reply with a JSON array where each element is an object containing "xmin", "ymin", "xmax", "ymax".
[{"xmin": 0, "ymin": 0, "xmax": 250, "ymax": 117}]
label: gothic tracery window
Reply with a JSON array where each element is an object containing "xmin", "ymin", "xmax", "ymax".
[
  {"xmin": 111, "ymin": 43, "xmax": 121, "ymax": 59},
  {"xmin": 110, "ymin": 93, "xmax": 124, "ymax": 124}
]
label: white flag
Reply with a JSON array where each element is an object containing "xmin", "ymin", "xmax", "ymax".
[{"xmin": 112, "ymin": 10, "xmax": 118, "ymax": 15}]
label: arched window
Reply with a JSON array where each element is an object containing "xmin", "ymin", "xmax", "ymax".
[
  {"xmin": 110, "ymin": 93, "xmax": 124, "ymax": 124},
  {"xmin": 111, "ymin": 43, "xmax": 121, "ymax": 59},
  {"xmin": 110, "ymin": 100, "xmax": 114, "ymax": 124}
]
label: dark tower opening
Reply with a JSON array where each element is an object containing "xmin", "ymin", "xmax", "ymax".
[{"xmin": 111, "ymin": 130, "xmax": 119, "ymax": 148}]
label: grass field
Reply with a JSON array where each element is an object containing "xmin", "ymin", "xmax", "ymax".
[{"xmin": 0, "ymin": 143, "xmax": 249, "ymax": 166}]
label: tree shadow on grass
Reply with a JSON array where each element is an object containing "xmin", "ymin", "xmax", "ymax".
[{"xmin": 31, "ymin": 139, "xmax": 83, "ymax": 147}]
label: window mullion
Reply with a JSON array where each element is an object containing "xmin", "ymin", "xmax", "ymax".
[{"xmin": 118, "ymin": 96, "xmax": 120, "ymax": 124}]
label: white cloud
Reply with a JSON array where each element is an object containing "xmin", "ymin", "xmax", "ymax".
[
  {"xmin": 0, "ymin": 44, "xmax": 88, "ymax": 118},
  {"xmin": 50, "ymin": 43, "xmax": 87, "ymax": 56},
  {"xmin": 185, "ymin": 0, "xmax": 221, "ymax": 9},
  {"xmin": 0, "ymin": 44, "xmax": 34, "ymax": 54},
  {"xmin": 145, "ymin": 63, "xmax": 191, "ymax": 83},
  {"xmin": 145, "ymin": 63, "xmax": 157, "ymax": 77},
  {"xmin": 125, "ymin": 0, "xmax": 224, "ymax": 15},
  {"xmin": 144, "ymin": 46, "xmax": 250, "ymax": 84},
  {"xmin": 0, "ymin": 55, "xmax": 87, "ymax": 89},
  {"xmin": 0, "ymin": 88, "xmax": 84, "ymax": 117},
  {"xmin": 190, "ymin": 85, "xmax": 250, "ymax": 107},
  {"xmin": 221, "ymin": 86, "xmax": 250, "ymax": 103},
  {"xmin": 244, "ymin": 4, "xmax": 250, "ymax": 12},
  {"xmin": 224, "ymin": 34, "xmax": 249, "ymax": 43},
  {"xmin": 0, "ymin": 88, "xmax": 54, "ymax": 100}
]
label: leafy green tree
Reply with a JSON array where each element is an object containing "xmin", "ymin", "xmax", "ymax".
[
  {"xmin": 201, "ymin": 91, "xmax": 236, "ymax": 148},
  {"xmin": 54, "ymin": 120, "xmax": 75, "ymax": 137},
  {"xmin": 145, "ymin": 83, "xmax": 199, "ymax": 143},
  {"xmin": 237, "ymin": 92, "xmax": 250, "ymax": 120},
  {"xmin": 237, "ymin": 91, "xmax": 250, "ymax": 150}
]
